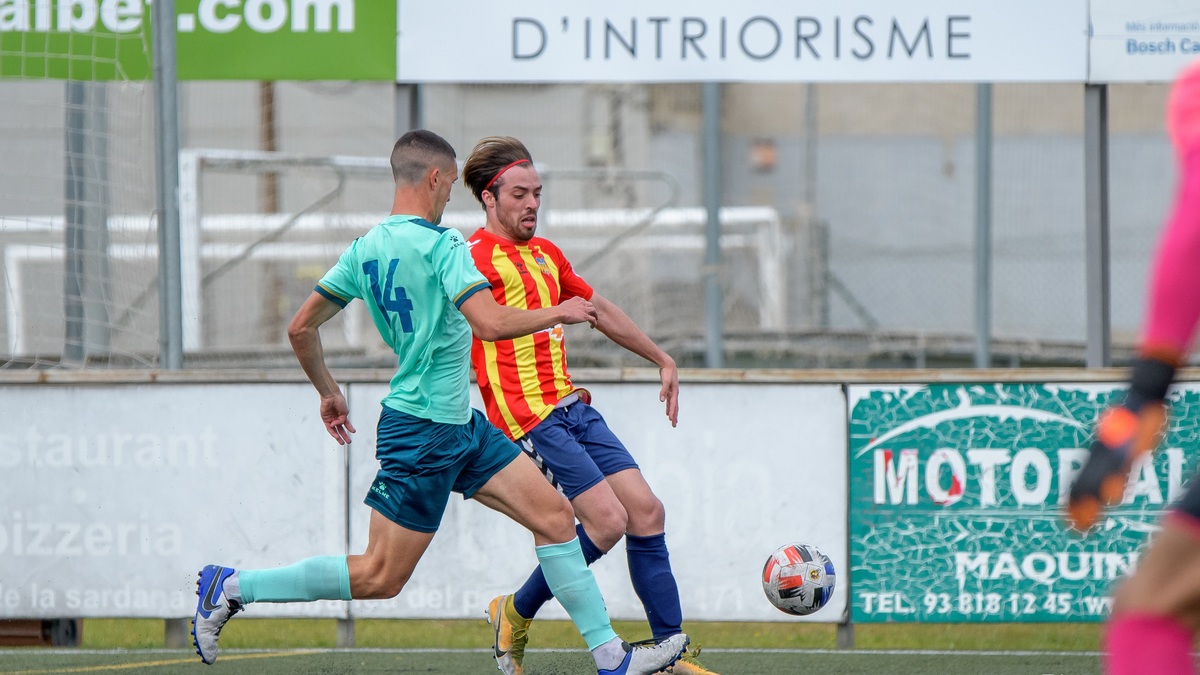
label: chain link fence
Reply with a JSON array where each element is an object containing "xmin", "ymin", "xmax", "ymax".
[{"xmin": 0, "ymin": 80, "xmax": 1172, "ymax": 369}]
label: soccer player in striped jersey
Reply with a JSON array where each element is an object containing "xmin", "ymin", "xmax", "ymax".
[
  {"xmin": 191, "ymin": 130, "xmax": 687, "ymax": 675},
  {"xmin": 1066, "ymin": 60, "xmax": 1200, "ymax": 675},
  {"xmin": 463, "ymin": 136, "xmax": 715, "ymax": 675}
]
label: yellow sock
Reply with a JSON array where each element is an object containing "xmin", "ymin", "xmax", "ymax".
[{"xmin": 506, "ymin": 595, "xmax": 531, "ymax": 625}]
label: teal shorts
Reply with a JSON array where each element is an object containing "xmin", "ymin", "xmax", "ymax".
[{"xmin": 365, "ymin": 405, "xmax": 521, "ymax": 533}]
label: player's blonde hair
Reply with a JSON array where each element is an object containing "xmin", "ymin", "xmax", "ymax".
[{"xmin": 463, "ymin": 136, "xmax": 534, "ymax": 209}]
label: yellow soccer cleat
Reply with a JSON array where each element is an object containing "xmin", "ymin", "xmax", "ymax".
[{"xmin": 486, "ymin": 594, "xmax": 532, "ymax": 675}]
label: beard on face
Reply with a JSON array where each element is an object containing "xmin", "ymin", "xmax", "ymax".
[{"xmin": 496, "ymin": 198, "xmax": 537, "ymax": 241}]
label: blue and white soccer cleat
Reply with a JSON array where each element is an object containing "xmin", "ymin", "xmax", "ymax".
[
  {"xmin": 191, "ymin": 565, "xmax": 242, "ymax": 665},
  {"xmin": 600, "ymin": 633, "xmax": 689, "ymax": 675}
]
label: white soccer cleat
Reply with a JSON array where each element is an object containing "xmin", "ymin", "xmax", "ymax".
[
  {"xmin": 191, "ymin": 564, "xmax": 243, "ymax": 665},
  {"xmin": 601, "ymin": 633, "xmax": 690, "ymax": 675}
]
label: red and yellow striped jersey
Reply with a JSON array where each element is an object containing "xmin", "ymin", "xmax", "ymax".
[{"xmin": 468, "ymin": 228, "xmax": 593, "ymax": 440}]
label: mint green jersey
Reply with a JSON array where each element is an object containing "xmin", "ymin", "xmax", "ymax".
[{"xmin": 315, "ymin": 215, "xmax": 490, "ymax": 424}]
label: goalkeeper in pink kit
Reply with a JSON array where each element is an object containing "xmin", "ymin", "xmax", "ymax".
[{"xmin": 1067, "ymin": 60, "xmax": 1200, "ymax": 675}]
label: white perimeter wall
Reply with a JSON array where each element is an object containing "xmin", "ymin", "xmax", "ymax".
[{"xmin": 0, "ymin": 379, "xmax": 847, "ymax": 622}]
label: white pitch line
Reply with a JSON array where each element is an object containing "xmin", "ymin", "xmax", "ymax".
[{"xmin": 1, "ymin": 647, "xmax": 1104, "ymax": 657}]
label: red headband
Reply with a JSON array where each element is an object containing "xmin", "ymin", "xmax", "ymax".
[{"xmin": 484, "ymin": 159, "xmax": 531, "ymax": 192}]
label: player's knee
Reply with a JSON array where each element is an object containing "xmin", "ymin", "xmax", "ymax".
[
  {"xmin": 361, "ymin": 573, "xmax": 409, "ymax": 600},
  {"xmin": 1109, "ymin": 579, "xmax": 1136, "ymax": 616},
  {"xmin": 538, "ymin": 493, "xmax": 579, "ymax": 543},
  {"xmin": 353, "ymin": 556, "xmax": 411, "ymax": 599},
  {"xmin": 1110, "ymin": 566, "xmax": 1170, "ymax": 617},
  {"xmin": 626, "ymin": 495, "xmax": 665, "ymax": 535},
  {"xmin": 582, "ymin": 500, "xmax": 628, "ymax": 551}
]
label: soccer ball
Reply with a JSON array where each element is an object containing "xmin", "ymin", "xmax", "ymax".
[{"xmin": 761, "ymin": 543, "xmax": 836, "ymax": 616}]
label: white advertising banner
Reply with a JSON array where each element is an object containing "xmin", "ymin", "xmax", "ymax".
[
  {"xmin": 346, "ymin": 382, "xmax": 848, "ymax": 622},
  {"xmin": 0, "ymin": 380, "xmax": 847, "ymax": 622},
  {"xmin": 0, "ymin": 385, "xmax": 346, "ymax": 619},
  {"xmin": 1091, "ymin": 0, "xmax": 1200, "ymax": 83},
  {"xmin": 397, "ymin": 0, "xmax": 1088, "ymax": 83}
]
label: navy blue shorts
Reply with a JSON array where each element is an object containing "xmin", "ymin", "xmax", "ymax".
[
  {"xmin": 518, "ymin": 400, "xmax": 639, "ymax": 500},
  {"xmin": 365, "ymin": 406, "xmax": 521, "ymax": 533}
]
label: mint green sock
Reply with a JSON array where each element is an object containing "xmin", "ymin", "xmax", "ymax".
[
  {"xmin": 240, "ymin": 556, "xmax": 352, "ymax": 603},
  {"xmin": 536, "ymin": 538, "xmax": 618, "ymax": 650}
]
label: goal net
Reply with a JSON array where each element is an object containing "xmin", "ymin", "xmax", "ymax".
[
  {"xmin": 178, "ymin": 149, "xmax": 786, "ymax": 369},
  {"xmin": 2, "ymin": 127, "xmax": 785, "ymax": 369},
  {"xmin": 1, "ymin": 12, "xmax": 158, "ymax": 368}
]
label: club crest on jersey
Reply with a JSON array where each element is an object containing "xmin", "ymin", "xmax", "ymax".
[{"xmin": 533, "ymin": 255, "xmax": 551, "ymax": 275}]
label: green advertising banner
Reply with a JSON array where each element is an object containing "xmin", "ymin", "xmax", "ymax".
[
  {"xmin": 0, "ymin": 0, "xmax": 395, "ymax": 80},
  {"xmin": 848, "ymin": 383, "xmax": 1194, "ymax": 623}
]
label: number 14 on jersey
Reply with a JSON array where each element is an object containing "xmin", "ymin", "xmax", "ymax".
[{"xmin": 362, "ymin": 259, "xmax": 414, "ymax": 332}]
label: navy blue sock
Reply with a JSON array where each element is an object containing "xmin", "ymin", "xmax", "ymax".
[
  {"xmin": 513, "ymin": 524, "xmax": 605, "ymax": 619},
  {"xmin": 626, "ymin": 532, "xmax": 683, "ymax": 639}
]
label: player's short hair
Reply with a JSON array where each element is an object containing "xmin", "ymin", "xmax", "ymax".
[
  {"xmin": 463, "ymin": 136, "xmax": 534, "ymax": 209},
  {"xmin": 390, "ymin": 130, "xmax": 456, "ymax": 186}
]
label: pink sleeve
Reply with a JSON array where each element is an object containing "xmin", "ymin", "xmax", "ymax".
[{"xmin": 1140, "ymin": 149, "xmax": 1200, "ymax": 358}]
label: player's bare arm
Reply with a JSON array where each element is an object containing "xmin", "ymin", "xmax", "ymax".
[
  {"xmin": 459, "ymin": 291, "xmax": 597, "ymax": 342},
  {"xmin": 591, "ymin": 292, "xmax": 679, "ymax": 426},
  {"xmin": 287, "ymin": 291, "xmax": 357, "ymax": 445}
]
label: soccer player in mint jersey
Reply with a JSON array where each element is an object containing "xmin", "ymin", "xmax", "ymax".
[
  {"xmin": 1066, "ymin": 60, "xmax": 1200, "ymax": 675},
  {"xmin": 191, "ymin": 130, "xmax": 688, "ymax": 675},
  {"xmin": 463, "ymin": 137, "xmax": 715, "ymax": 675}
]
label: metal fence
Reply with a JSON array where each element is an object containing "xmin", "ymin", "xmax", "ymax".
[{"xmin": 0, "ymin": 80, "xmax": 1173, "ymax": 369}]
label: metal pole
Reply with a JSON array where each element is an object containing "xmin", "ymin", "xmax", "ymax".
[
  {"xmin": 393, "ymin": 83, "xmax": 425, "ymax": 136},
  {"xmin": 1084, "ymin": 84, "xmax": 1111, "ymax": 368},
  {"xmin": 974, "ymin": 84, "xmax": 993, "ymax": 369},
  {"xmin": 153, "ymin": 0, "xmax": 184, "ymax": 369},
  {"xmin": 64, "ymin": 82, "xmax": 86, "ymax": 365},
  {"xmin": 803, "ymin": 84, "xmax": 829, "ymax": 330},
  {"xmin": 702, "ymin": 82, "xmax": 724, "ymax": 368},
  {"xmin": 64, "ymin": 82, "xmax": 112, "ymax": 366},
  {"xmin": 259, "ymin": 81, "xmax": 279, "ymax": 213},
  {"xmin": 412, "ymin": 84, "xmax": 424, "ymax": 131}
]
